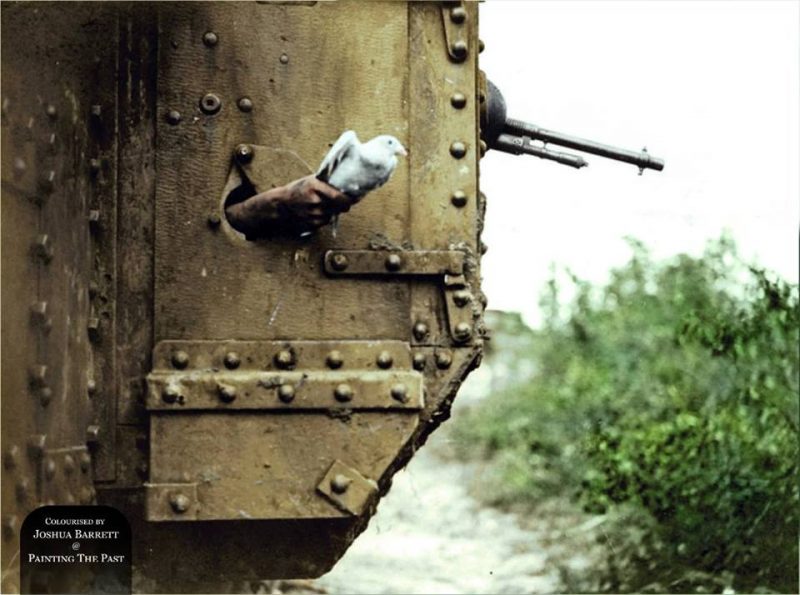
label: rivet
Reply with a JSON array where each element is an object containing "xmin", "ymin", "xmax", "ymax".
[
  {"xmin": 29, "ymin": 364, "xmax": 48, "ymax": 389},
  {"xmin": 30, "ymin": 301, "xmax": 48, "ymax": 325},
  {"xmin": 16, "ymin": 480, "xmax": 29, "ymax": 503},
  {"xmin": 86, "ymin": 425, "xmax": 100, "ymax": 444},
  {"xmin": 80, "ymin": 452, "xmax": 91, "ymax": 472},
  {"xmin": 450, "ymin": 40, "xmax": 468, "ymax": 61},
  {"xmin": 376, "ymin": 351, "xmax": 393, "ymax": 369},
  {"xmin": 88, "ymin": 281, "xmax": 99, "ymax": 298},
  {"xmin": 202, "ymin": 31, "xmax": 218, "ymax": 47},
  {"xmin": 412, "ymin": 352, "xmax": 427, "ymax": 371},
  {"xmin": 235, "ymin": 143, "xmax": 254, "ymax": 164},
  {"xmin": 65, "ymin": 492, "xmax": 76, "ymax": 505},
  {"xmin": 88, "ymin": 209, "xmax": 101, "ymax": 233},
  {"xmin": 27, "ymin": 435, "xmax": 46, "ymax": 459},
  {"xmin": 33, "ymin": 234, "xmax": 53, "ymax": 263},
  {"xmin": 450, "ymin": 92, "xmax": 467, "ymax": 109},
  {"xmin": 479, "ymin": 139, "xmax": 487, "ymax": 157},
  {"xmin": 326, "ymin": 350, "xmax": 344, "ymax": 369},
  {"xmin": 224, "ymin": 351, "xmax": 241, "ymax": 369},
  {"xmin": 169, "ymin": 493, "xmax": 191, "ymax": 514},
  {"xmin": 39, "ymin": 386, "xmax": 52, "ymax": 407},
  {"xmin": 44, "ymin": 458, "xmax": 57, "ymax": 480},
  {"xmin": 334, "ymin": 383, "xmax": 353, "ymax": 403},
  {"xmin": 435, "ymin": 350, "xmax": 453, "ymax": 369},
  {"xmin": 330, "ymin": 474, "xmax": 351, "ymax": 494},
  {"xmin": 199, "ymin": 93, "xmax": 222, "ymax": 115},
  {"xmin": 3, "ymin": 445, "xmax": 19, "ymax": 470},
  {"xmin": 453, "ymin": 290, "xmax": 472, "ymax": 307},
  {"xmin": 391, "ymin": 384, "xmax": 409, "ymax": 403},
  {"xmin": 162, "ymin": 383, "xmax": 181, "ymax": 404},
  {"xmin": 45, "ymin": 104, "xmax": 57, "ymax": 119},
  {"xmin": 237, "ymin": 97, "xmax": 253, "ymax": 112},
  {"xmin": 385, "ymin": 253, "xmax": 402, "ymax": 272},
  {"xmin": 2, "ymin": 516, "xmax": 17, "ymax": 541},
  {"xmin": 218, "ymin": 383, "xmax": 237, "ymax": 403},
  {"xmin": 275, "ymin": 349, "xmax": 295, "ymax": 370},
  {"xmin": 80, "ymin": 486, "xmax": 95, "ymax": 504},
  {"xmin": 451, "ymin": 190, "xmax": 468, "ymax": 208},
  {"xmin": 278, "ymin": 383, "xmax": 295, "ymax": 403},
  {"xmin": 90, "ymin": 104, "xmax": 102, "ymax": 120},
  {"xmin": 87, "ymin": 378, "xmax": 97, "ymax": 397},
  {"xmin": 207, "ymin": 213, "xmax": 221, "ymax": 228},
  {"xmin": 63, "ymin": 454, "xmax": 76, "ymax": 475},
  {"xmin": 87, "ymin": 317, "xmax": 100, "ymax": 342},
  {"xmin": 166, "ymin": 110, "xmax": 182, "ymax": 125},
  {"xmin": 479, "ymin": 39, "xmax": 485, "ymax": 53},
  {"xmin": 89, "ymin": 158, "xmax": 101, "ymax": 175},
  {"xmin": 171, "ymin": 350, "xmax": 190, "ymax": 369},
  {"xmin": 454, "ymin": 322, "xmax": 473, "ymax": 342},
  {"xmin": 480, "ymin": 241, "xmax": 488, "ymax": 255},
  {"xmin": 13, "ymin": 157, "xmax": 26, "ymax": 177},
  {"xmin": 39, "ymin": 170, "xmax": 55, "ymax": 195},
  {"xmin": 279, "ymin": 53, "xmax": 289, "ymax": 64},
  {"xmin": 412, "ymin": 321, "xmax": 429, "ymax": 341},
  {"xmin": 450, "ymin": 6, "xmax": 467, "ymax": 24},
  {"xmin": 450, "ymin": 141, "xmax": 467, "ymax": 159},
  {"xmin": 330, "ymin": 253, "xmax": 349, "ymax": 271}
]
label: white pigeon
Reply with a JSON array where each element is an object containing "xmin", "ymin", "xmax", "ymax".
[{"xmin": 316, "ymin": 130, "xmax": 407, "ymax": 236}]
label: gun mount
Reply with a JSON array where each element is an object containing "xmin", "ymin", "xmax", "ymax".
[{"xmin": 481, "ymin": 79, "xmax": 665, "ymax": 173}]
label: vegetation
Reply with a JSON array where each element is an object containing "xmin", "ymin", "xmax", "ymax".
[{"xmin": 454, "ymin": 237, "xmax": 799, "ymax": 593}]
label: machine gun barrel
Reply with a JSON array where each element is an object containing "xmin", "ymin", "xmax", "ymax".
[
  {"xmin": 494, "ymin": 133, "xmax": 588, "ymax": 169},
  {"xmin": 503, "ymin": 117, "xmax": 664, "ymax": 172}
]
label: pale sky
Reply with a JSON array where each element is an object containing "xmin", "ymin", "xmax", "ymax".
[{"xmin": 479, "ymin": 1, "xmax": 799, "ymax": 326}]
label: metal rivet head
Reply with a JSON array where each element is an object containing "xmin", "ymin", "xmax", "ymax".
[
  {"xmin": 412, "ymin": 353, "xmax": 427, "ymax": 371},
  {"xmin": 480, "ymin": 241, "xmax": 488, "ymax": 255},
  {"xmin": 435, "ymin": 350, "xmax": 453, "ymax": 369},
  {"xmin": 162, "ymin": 384, "xmax": 181, "ymax": 404},
  {"xmin": 27, "ymin": 436, "xmax": 46, "ymax": 460},
  {"xmin": 29, "ymin": 365, "xmax": 47, "ymax": 389},
  {"xmin": 33, "ymin": 235, "xmax": 53, "ymax": 263},
  {"xmin": 171, "ymin": 350, "xmax": 189, "ymax": 369},
  {"xmin": 451, "ymin": 190, "xmax": 468, "ymax": 208},
  {"xmin": 63, "ymin": 455, "xmax": 75, "ymax": 475},
  {"xmin": 87, "ymin": 317, "xmax": 100, "ymax": 342},
  {"xmin": 450, "ymin": 141, "xmax": 467, "ymax": 159},
  {"xmin": 330, "ymin": 474, "xmax": 351, "ymax": 494},
  {"xmin": 90, "ymin": 104, "xmax": 102, "ymax": 120},
  {"xmin": 166, "ymin": 110, "xmax": 182, "ymax": 125},
  {"xmin": 237, "ymin": 97, "xmax": 253, "ymax": 112},
  {"xmin": 224, "ymin": 351, "xmax": 241, "ymax": 369},
  {"xmin": 87, "ymin": 379, "xmax": 97, "ymax": 397},
  {"xmin": 479, "ymin": 139, "xmax": 488, "ymax": 158},
  {"xmin": 376, "ymin": 351, "xmax": 393, "ymax": 369},
  {"xmin": 278, "ymin": 384, "xmax": 295, "ymax": 403},
  {"xmin": 88, "ymin": 209, "xmax": 101, "ymax": 232},
  {"xmin": 16, "ymin": 480, "xmax": 29, "ymax": 503},
  {"xmin": 235, "ymin": 143, "xmax": 253, "ymax": 164},
  {"xmin": 2, "ymin": 516, "xmax": 17, "ymax": 541},
  {"xmin": 207, "ymin": 213, "xmax": 222, "ymax": 228},
  {"xmin": 45, "ymin": 104, "xmax": 57, "ymax": 118},
  {"xmin": 450, "ymin": 40, "xmax": 468, "ymax": 61},
  {"xmin": 326, "ymin": 350, "xmax": 344, "ymax": 369},
  {"xmin": 279, "ymin": 53, "xmax": 289, "ymax": 64},
  {"xmin": 218, "ymin": 383, "xmax": 237, "ymax": 403},
  {"xmin": 390, "ymin": 384, "xmax": 409, "ymax": 403},
  {"xmin": 479, "ymin": 39, "xmax": 485, "ymax": 53},
  {"xmin": 13, "ymin": 158, "xmax": 26, "ymax": 177},
  {"xmin": 454, "ymin": 322, "xmax": 473, "ymax": 342},
  {"xmin": 80, "ymin": 487, "xmax": 95, "ymax": 504},
  {"xmin": 202, "ymin": 31, "xmax": 218, "ymax": 47},
  {"xmin": 86, "ymin": 425, "xmax": 100, "ymax": 444},
  {"xmin": 453, "ymin": 290, "xmax": 472, "ymax": 307},
  {"xmin": 80, "ymin": 452, "xmax": 91, "ymax": 472},
  {"xmin": 330, "ymin": 253, "xmax": 349, "ymax": 271},
  {"xmin": 385, "ymin": 254, "xmax": 402, "ymax": 272},
  {"xmin": 30, "ymin": 301, "xmax": 48, "ymax": 324},
  {"xmin": 413, "ymin": 322, "xmax": 429, "ymax": 341},
  {"xmin": 44, "ymin": 458, "xmax": 56, "ymax": 480},
  {"xmin": 39, "ymin": 387, "xmax": 52, "ymax": 407},
  {"xmin": 275, "ymin": 349, "xmax": 295, "ymax": 370},
  {"xmin": 334, "ymin": 383, "xmax": 353, "ymax": 402},
  {"xmin": 3, "ymin": 446, "xmax": 19, "ymax": 470},
  {"xmin": 199, "ymin": 93, "xmax": 221, "ymax": 115},
  {"xmin": 450, "ymin": 6, "xmax": 467, "ymax": 23},
  {"xmin": 450, "ymin": 92, "xmax": 467, "ymax": 109},
  {"xmin": 89, "ymin": 158, "xmax": 101, "ymax": 175},
  {"xmin": 170, "ymin": 493, "xmax": 191, "ymax": 514}
]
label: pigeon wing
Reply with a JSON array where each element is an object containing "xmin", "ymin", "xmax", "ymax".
[{"xmin": 316, "ymin": 130, "xmax": 359, "ymax": 184}]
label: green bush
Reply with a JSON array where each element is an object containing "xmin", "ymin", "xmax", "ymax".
[{"xmin": 454, "ymin": 237, "xmax": 799, "ymax": 592}]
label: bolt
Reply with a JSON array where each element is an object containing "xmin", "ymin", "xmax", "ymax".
[
  {"xmin": 330, "ymin": 474, "xmax": 351, "ymax": 494},
  {"xmin": 412, "ymin": 352, "xmax": 427, "ymax": 371},
  {"xmin": 450, "ymin": 141, "xmax": 467, "ymax": 159},
  {"xmin": 3, "ymin": 446, "xmax": 19, "ymax": 470},
  {"xmin": 376, "ymin": 351, "xmax": 393, "ymax": 369},
  {"xmin": 224, "ymin": 351, "xmax": 241, "ymax": 369},
  {"xmin": 275, "ymin": 349, "xmax": 295, "ymax": 370},
  {"xmin": 450, "ymin": 5, "xmax": 467, "ymax": 23},
  {"xmin": 450, "ymin": 92, "xmax": 467, "ymax": 109},
  {"xmin": 166, "ymin": 109, "xmax": 182, "ymax": 125},
  {"xmin": 169, "ymin": 493, "xmax": 191, "ymax": 514},
  {"xmin": 63, "ymin": 454, "xmax": 75, "ymax": 475},
  {"xmin": 199, "ymin": 93, "xmax": 221, "ymax": 115},
  {"xmin": 235, "ymin": 143, "xmax": 254, "ymax": 164},
  {"xmin": 326, "ymin": 350, "xmax": 344, "ymax": 369},
  {"xmin": 171, "ymin": 350, "xmax": 190, "ymax": 369},
  {"xmin": 451, "ymin": 190, "xmax": 468, "ymax": 208},
  {"xmin": 237, "ymin": 97, "xmax": 253, "ymax": 112},
  {"xmin": 385, "ymin": 253, "xmax": 402, "ymax": 272},
  {"xmin": 435, "ymin": 350, "xmax": 453, "ymax": 369},
  {"xmin": 80, "ymin": 452, "xmax": 91, "ymax": 472},
  {"xmin": 412, "ymin": 321, "xmax": 429, "ymax": 341},
  {"xmin": 162, "ymin": 383, "xmax": 181, "ymax": 404},
  {"xmin": 453, "ymin": 290, "xmax": 472, "ymax": 307},
  {"xmin": 88, "ymin": 209, "xmax": 101, "ymax": 233},
  {"xmin": 87, "ymin": 378, "xmax": 97, "ymax": 397},
  {"xmin": 90, "ymin": 104, "xmax": 102, "ymax": 120},
  {"xmin": 278, "ymin": 383, "xmax": 295, "ymax": 403},
  {"xmin": 207, "ymin": 212, "xmax": 221, "ymax": 228},
  {"xmin": 44, "ymin": 458, "xmax": 56, "ymax": 480},
  {"xmin": 334, "ymin": 383, "xmax": 353, "ymax": 403},
  {"xmin": 454, "ymin": 322, "xmax": 473, "ymax": 342},
  {"xmin": 33, "ymin": 234, "xmax": 53, "ymax": 263},
  {"xmin": 86, "ymin": 425, "xmax": 100, "ymax": 444},
  {"xmin": 87, "ymin": 317, "xmax": 100, "ymax": 342},
  {"xmin": 202, "ymin": 31, "xmax": 218, "ymax": 47},
  {"xmin": 46, "ymin": 104, "xmax": 57, "ymax": 118},
  {"xmin": 450, "ymin": 40, "xmax": 468, "ymax": 61},
  {"xmin": 391, "ymin": 384, "xmax": 409, "ymax": 403},
  {"xmin": 330, "ymin": 253, "xmax": 349, "ymax": 271},
  {"xmin": 279, "ymin": 53, "xmax": 289, "ymax": 64},
  {"xmin": 39, "ymin": 386, "xmax": 52, "ymax": 407},
  {"xmin": 16, "ymin": 480, "xmax": 29, "ymax": 503},
  {"xmin": 218, "ymin": 383, "xmax": 237, "ymax": 403},
  {"xmin": 27, "ymin": 435, "xmax": 46, "ymax": 459},
  {"xmin": 2, "ymin": 516, "xmax": 17, "ymax": 541}
]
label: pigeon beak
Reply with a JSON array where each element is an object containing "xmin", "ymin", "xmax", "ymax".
[{"xmin": 398, "ymin": 145, "xmax": 408, "ymax": 157}]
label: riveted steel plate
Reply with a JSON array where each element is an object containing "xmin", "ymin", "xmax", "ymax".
[
  {"xmin": 323, "ymin": 250, "xmax": 465, "ymax": 276},
  {"xmin": 41, "ymin": 447, "xmax": 95, "ymax": 506},
  {"xmin": 316, "ymin": 460, "xmax": 378, "ymax": 516}
]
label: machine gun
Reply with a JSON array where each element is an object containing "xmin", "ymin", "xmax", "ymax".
[{"xmin": 481, "ymin": 79, "xmax": 665, "ymax": 173}]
